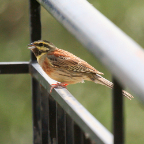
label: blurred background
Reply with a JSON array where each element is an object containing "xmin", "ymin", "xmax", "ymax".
[{"xmin": 0, "ymin": 0, "xmax": 144, "ymax": 143}]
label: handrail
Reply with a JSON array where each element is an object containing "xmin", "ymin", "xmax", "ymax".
[
  {"xmin": 29, "ymin": 62, "xmax": 113, "ymax": 144},
  {"xmin": 36, "ymin": 0, "xmax": 144, "ymax": 102}
]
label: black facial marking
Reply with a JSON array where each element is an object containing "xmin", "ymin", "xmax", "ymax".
[
  {"xmin": 43, "ymin": 40, "xmax": 55, "ymax": 47},
  {"xmin": 38, "ymin": 43, "xmax": 43, "ymax": 46},
  {"xmin": 34, "ymin": 42, "xmax": 43, "ymax": 47},
  {"xmin": 44, "ymin": 44, "xmax": 50, "ymax": 48},
  {"xmin": 33, "ymin": 48, "xmax": 42, "ymax": 56}
]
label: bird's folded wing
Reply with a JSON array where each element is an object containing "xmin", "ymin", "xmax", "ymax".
[{"xmin": 47, "ymin": 54, "xmax": 103, "ymax": 75}]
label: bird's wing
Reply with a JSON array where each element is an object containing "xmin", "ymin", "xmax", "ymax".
[{"xmin": 47, "ymin": 49, "xmax": 103, "ymax": 75}]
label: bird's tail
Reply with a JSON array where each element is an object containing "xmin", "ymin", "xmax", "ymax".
[{"xmin": 93, "ymin": 74, "xmax": 134, "ymax": 100}]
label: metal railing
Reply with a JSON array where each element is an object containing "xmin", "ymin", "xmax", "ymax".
[{"xmin": 1, "ymin": 0, "xmax": 144, "ymax": 143}]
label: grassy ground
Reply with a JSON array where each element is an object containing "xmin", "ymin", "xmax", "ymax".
[{"xmin": 0, "ymin": 0, "xmax": 144, "ymax": 143}]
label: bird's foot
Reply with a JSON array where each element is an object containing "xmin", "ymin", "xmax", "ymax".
[{"xmin": 50, "ymin": 83, "xmax": 68, "ymax": 93}]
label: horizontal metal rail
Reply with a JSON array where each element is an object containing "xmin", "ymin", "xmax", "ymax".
[
  {"xmin": 0, "ymin": 62, "xmax": 29, "ymax": 74},
  {"xmin": 29, "ymin": 62, "xmax": 113, "ymax": 144},
  {"xmin": 37, "ymin": 0, "xmax": 144, "ymax": 102}
]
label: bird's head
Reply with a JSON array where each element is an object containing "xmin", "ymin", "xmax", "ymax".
[{"xmin": 28, "ymin": 40, "xmax": 56, "ymax": 58}]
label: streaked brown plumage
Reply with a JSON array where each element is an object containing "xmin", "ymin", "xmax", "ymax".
[{"xmin": 28, "ymin": 40, "xmax": 134, "ymax": 100}]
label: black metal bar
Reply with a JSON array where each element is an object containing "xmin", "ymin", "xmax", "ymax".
[
  {"xmin": 112, "ymin": 78, "xmax": 124, "ymax": 144},
  {"xmin": 66, "ymin": 114, "xmax": 74, "ymax": 144},
  {"xmin": 56, "ymin": 103, "xmax": 66, "ymax": 144},
  {"xmin": 74, "ymin": 123, "xmax": 84, "ymax": 144},
  {"xmin": 49, "ymin": 95, "xmax": 57, "ymax": 144},
  {"xmin": 0, "ymin": 62, "xmax": 29, "ymax": 74},
  {"xmin": 29, "ymin": 0, "xmax": 41, "ymax": 61},
  {"xmin": 32, "ymin": 78, "xmax": 42, "ymax": 144},
  {"xmin": 40, "ymin": 86, "xmax": 49, "ymax": 144},
  {"xmin": 29, "ymin": 0, "xmax": 42, "ymax": 144}
]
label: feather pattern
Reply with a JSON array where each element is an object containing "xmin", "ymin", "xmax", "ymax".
[{"xmin": 47, "ymin": 48, "xmax": 104, "ymax": 75}]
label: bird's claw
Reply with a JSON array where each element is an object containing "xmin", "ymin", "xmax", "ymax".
[{"xmin": 50, "ymin": 83, "xmax": 68, "ymax": 93}]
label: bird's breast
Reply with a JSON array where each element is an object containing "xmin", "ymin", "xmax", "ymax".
[{"xmin": 38, "ymin": 56, "xmax": 53, "ymax": 75}]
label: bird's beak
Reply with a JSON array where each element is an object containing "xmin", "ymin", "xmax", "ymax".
[{"xmin": 28, "ymin": 43, "xmax": 35, "ymax": 50}]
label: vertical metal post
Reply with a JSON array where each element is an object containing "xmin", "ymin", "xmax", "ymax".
[
  {"xmin": 112, "ymin": 78, "xmax": 124, "ymax": 144},
  {"xmin": 40, "ymin": 86, "xmax": 49, "ymax": 144},
  {"xmin": 29, "ymin": 0, "xmax": 41, "ymax": 61},
  {"xmin": 66, "ymin": 114, "xmax": 74, "ymax": 144},
  {"xmin": 56, "ymin": 104, "xmax": 66, "ymax": 144},
  {"xmin": 74, "ymin": 123, "xmax": 84, "ymax": 144},
  {"xmin": 49, "ymin": 95, "xmax": 57, "ymax": 144},
  {"xmin": 29, "ymin": 0, "xmax": 41, "ymax": 144}
]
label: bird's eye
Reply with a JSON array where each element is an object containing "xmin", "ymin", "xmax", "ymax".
[{"xmin": 39, "ymin": 43, "xmax": 43, "ymax": 46}]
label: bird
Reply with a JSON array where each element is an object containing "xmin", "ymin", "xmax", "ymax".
[{"xmin": 28, "ymin": 40, "xmax": 134, "ymax": 100}]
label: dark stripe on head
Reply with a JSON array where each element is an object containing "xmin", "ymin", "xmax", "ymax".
[
  {"xmin": 34, "ymin": 43, "xmax": 43, "ymax": 47},
  {"xmin": 44, "ymin": 44, "xmax": 51, "ymax": 48}
]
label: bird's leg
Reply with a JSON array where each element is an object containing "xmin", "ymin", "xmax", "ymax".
[{"xmin": 50, "ymin": 82, "xmax": 68, "ymax": 93}]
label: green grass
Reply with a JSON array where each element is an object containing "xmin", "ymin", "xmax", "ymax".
[{"xmin": 0, "ymin": 0, "xmax": 144, "ymax": 143}]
